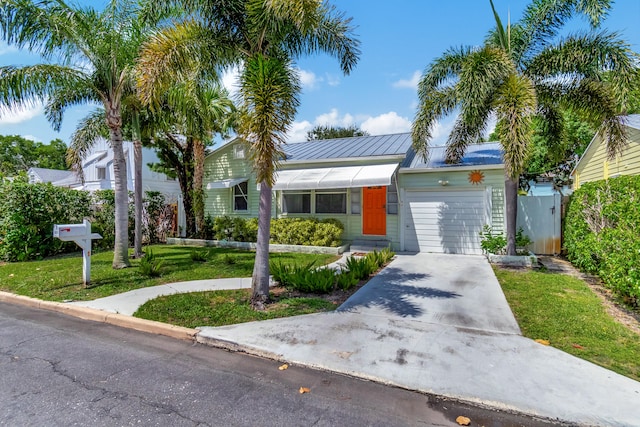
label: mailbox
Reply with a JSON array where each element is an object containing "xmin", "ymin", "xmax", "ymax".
[
  {"xmin": 52, "ymin": 219, "xmax": 102, "ymax": 287},
  {"xmin": 53, "ymin": 223, "xmax": 90, "ymax": 241}
]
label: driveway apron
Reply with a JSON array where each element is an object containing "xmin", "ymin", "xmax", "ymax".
[{"xmin": 198, "ymin": 253, "xmax": 640, "ymax": 426}]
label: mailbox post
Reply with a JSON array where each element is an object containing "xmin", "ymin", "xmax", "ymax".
[{"xmin": 53, "ymin": 219, "xmax": 102, "ymax": 287}]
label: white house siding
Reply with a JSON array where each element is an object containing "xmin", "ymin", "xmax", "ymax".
[{"xmin": 398, "ymin": 168, "xmax": 505, "ymax": 253}]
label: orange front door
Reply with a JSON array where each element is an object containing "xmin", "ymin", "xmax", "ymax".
[{"xmin": 363, "ymin": 186, "xmax": 386, "ymax": 235}]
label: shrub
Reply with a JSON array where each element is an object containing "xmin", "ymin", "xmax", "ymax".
[
  {"xmin": 190, "ymin": 249, "xmax": 208, "ymax": 262},
  {"xmin": 336, "ymin": 270, "xmax": 359, "ymax": 291},
  {"xmin": 221, "ymin": 253, "xmax": 236, "ymax": 265},
  {"xmin": 139, "ymin": 249, "xmax": 163, "ymax": 277},
  {"xmin": 0, "ymin": 180, "xmax": 91, "ymax": 261},
  {"xmin": 565, "ymin": 176, "xmax": 640, "ymax": 305},
  {"xmin": 344, "ymin": 256, "xmax": 375, "ymax": 280},
  {"xmin": 479, "ymin": 225, "xmax": 532, "ymax": 255}
]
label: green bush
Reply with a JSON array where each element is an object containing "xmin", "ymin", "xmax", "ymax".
[
  {"xmin": 270, "ymin": 260, "xmax": 336, "ymax": 293},
  {"xmin": 565, "ymin": 176, "xmax": 640, "ymax": 305},
  {"xmin": 336, "ymin": 270, "xmax": 359, "ymax": 290},
  {"xmin": 479, "ymin": 225, "xmax": 532, "ymax": 255},
  {"xmin": 207, "ymin": 216, "xmax": 343, "ymax": 246},
  {"xmin": 190, "ymin": 249, "xmax": 208, "ymax": 262},
  {"xmin": 0, "ymin": 180, "xmax": 91, "ymax": 261}
]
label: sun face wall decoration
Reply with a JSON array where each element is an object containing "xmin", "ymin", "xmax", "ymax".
[{"xmin": 468, "ymin": 170, "xmax": 485, "ymax": 185}]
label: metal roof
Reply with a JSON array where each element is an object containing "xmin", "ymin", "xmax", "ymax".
[
  {"xmin": 407, "ymin": 142, "xmax": 504, "ymax": 169},
  {"xmin": 283, "ymin": 133, "xmax": 413, "ymax": 161},
  {"xmin": 625, "ymin": 114, "xmax": 640, "ymax": 130},
  {"xmin": 28, "ymin": 167, "xmax": 75, "ymax": 183}
]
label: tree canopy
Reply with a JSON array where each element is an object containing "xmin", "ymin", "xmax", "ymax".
[
  {"xmin": 0, "ymin": 135, "xmax": 67, "ymax": 176},
  {"xmin": 306, "ymin": 125, "xmax": 369, "ymax": 141}
]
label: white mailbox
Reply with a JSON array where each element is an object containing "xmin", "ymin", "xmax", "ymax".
[{"xmin": 52, "ymin": 219, "xmax": 102, "ymax": 287}]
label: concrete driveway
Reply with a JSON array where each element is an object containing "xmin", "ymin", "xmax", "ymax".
[{"xmin": 198, "ymin": 253, "xmax": 640, "ymax": 426}]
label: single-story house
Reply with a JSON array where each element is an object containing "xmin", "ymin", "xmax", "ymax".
[
  {"xmin": 572, "ymin": 114, "xmax": 640, "ymax": 189},
  {"xmin": 27, "ymin": 167, "xmax": 76, "ymax": 185},
  {"xmin": 203, "ymin": 133, "xmax": 505, "ymax": 254}
]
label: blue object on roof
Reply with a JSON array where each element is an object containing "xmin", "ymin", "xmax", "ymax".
[
  {"xmin": 625, "ymin": 114, "xmax": 640, "ymax": 130},
  {"xmin": 408, "ymin": 142, "xmax": 504, "ymax": 169},
  {"xmin": 284, "ymin": 133, "xmax": 413, "ymax": 161}
]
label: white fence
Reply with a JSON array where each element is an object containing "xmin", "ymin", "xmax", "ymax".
[{"xmin": 517, "ymin": 194, "xmax": 562, "ymax": 255}]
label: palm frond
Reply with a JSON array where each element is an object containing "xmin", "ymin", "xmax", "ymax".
[
  {"xmin": 0, "ymin": 64, "xmax": 90, "ymax": 110},
  {"xmin": 493, "ymin": 73, "xmax": 537, "ymax": 179},
  {"xmin": 515, "ymin": 0, "xmax": 611, "ymax": 62},
  {"xmin": 67, "ymin": 107, "xmax": 109, "ymax": 180},
  {"xmin": 411, "ymin": 86, "xmax": 458, "ymax": 160},
  {"xmin": 239, "ymin": 54, "xmax": 300, "ymax": 185}
]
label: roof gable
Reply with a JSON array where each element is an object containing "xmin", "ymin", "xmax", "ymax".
[{"xmin": 28, "ymin": 167, "xmax": 74, "ymax": 183}]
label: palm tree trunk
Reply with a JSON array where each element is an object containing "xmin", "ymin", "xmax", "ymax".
[
  {"xmin": 505, "ymin": 176, "xmax": 518, "ymax": 256},
  {"xmin": 107, "ymin": 106, "xmax": 131, "ymax": 269},
  {"xmin": 193, "ymin": 139, "xmax": 205, "ymax": 237},
  {"xmin": 133, "ymin": 137, "xmax": 143, "ymax": 258},
  {"xmin": 251, "ymin": 182, "xmax": 272, "ymax": 309}
]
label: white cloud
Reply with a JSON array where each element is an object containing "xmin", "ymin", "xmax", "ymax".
[
  {"xmin": 392, "ymin": 70, "xmax": 421, "ymax": 90},
  {"xmin": 21, "ymin": 134, "xmax": 40, "ymax": 142},
  {"xmin": 287, "ymin": 120, "xmax": 313, "ymax": 143},
  {"xmin": 0, "ymin": 41, "xmax": 17, "ymax": 56},
  {"xmin": 314, "ymin": 108, "xmax": 356, "ymax": 127},
  {"xmin": 325, "ymin": 73, "xmax": 340, "ymax": 87},
  {"xmin": 297, "ymin": 69, "xmax": 319, "ymax": 89},
  {"xmin": 360, "ymin": 111, "xmax": 411, "ymax": 135},
  {"xmin": 0, "ymin": 103, "xmax": 44, "ymax": 125}
]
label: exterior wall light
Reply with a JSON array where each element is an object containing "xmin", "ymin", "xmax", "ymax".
[{"xmin": 438, "ymin": 180, "xmax": 449, "ymax": 186}]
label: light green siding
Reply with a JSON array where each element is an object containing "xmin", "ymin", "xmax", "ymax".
[
  {"xmin": 573, "ymin": 127, "xmax": 640, "ymax": 189},
  {"xmin": 398, "ymin": 167, "xmax": 506, "ymax": 236}
]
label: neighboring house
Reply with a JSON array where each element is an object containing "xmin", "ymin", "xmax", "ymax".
[
  {"xmin": 203, "ymin": 133, "xmax": 506, "ymax": 254},
  {"xmin": 572, "ymin": 114, "xmax": 640, "ymax": 189},
  {"xmin": 27, "ymin": 167, "xmax": 75, "ymax": 185}
]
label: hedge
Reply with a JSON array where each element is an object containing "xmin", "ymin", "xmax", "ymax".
[
  {"xmin": 208, "ymin": 216, "xmax": 343, "ymax": 247},
  {"xmin": 564, "ymin": 175, "xmax": 640, "ymax": 306},
  {"xmin": 0, "ymin": 180, "xmax": 91, "ymax": 261}
]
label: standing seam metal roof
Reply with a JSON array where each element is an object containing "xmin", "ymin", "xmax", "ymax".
[
  {"xmin": 625, "ymin": 114, "xmax": 640, "ymax": 130},
  {"xmin": 283, "ymin": 133, "xmax": 413, "ymax": 161}
]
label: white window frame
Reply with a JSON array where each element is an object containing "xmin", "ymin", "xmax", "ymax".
[
  {"xmin": 97, "ymin": 167, "xmax": 106, "ymax": 180},
  {"xmin": 282, "ymin": 191, "xmax": 311, "ymax": 214},
  {"xmin": 233, "ymin": 181, "xmax": 248, "ymax": 211},
  {"xmin": 233, "ymin": 144, "xmax": 246, "ymax": 159}
]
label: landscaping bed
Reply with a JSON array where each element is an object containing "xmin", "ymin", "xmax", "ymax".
[{"xmin": 167, "ymin": 237, "xmax": 350, "ymax": 255}]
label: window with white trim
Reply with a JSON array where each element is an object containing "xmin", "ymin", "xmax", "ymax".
[
  {"xmin": 233, "ymin": 144, "xmax": 245, "ymax": 159},
  {"xmin": 233, "ymin": 181, "xmax": 248, "ymax": 211},
  {"xmin": 316, "ymin": 188, "xmax": 347, "ymax": 214},
  {"xmin": 97, "ymin": 167, "xmax": 106, "ymax": 180},
  {"xmin": 351, "ymin": 188, "xmax": 361, "ymax": 214},
  {"xmin": 282, "ymin": 191, "xmax": 311, "ymax": 214},
  {"xmin": 387, "ymin": 180, "xmax": 398, "ymax": 214}
]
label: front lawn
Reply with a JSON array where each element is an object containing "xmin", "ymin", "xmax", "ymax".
[
  {"xmin": 134, "ymin": 288, "xmax": 338, "ymax": 328},
  {"xmin": 0, "ymin": 245, "xmax": 337, "ymax": 302},
  {"xmin": 495, "ymin": 267, "xmax": 640, "ymax": 381}
]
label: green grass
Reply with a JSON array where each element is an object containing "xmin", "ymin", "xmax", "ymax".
[
  {"xmin": 0, "ymin": 245, "xmax": 337, "ymax": 302},
  {"xmin": 134, "ymin": 289, "xmax": 337, "ymax": 328},
  {"xmin": 495, "ymin": 267, "xmax": 640, "ymax": 381}
]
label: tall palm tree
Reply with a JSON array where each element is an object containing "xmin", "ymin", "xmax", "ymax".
[
  {"xmin": 412, "ymin": 0, "xmax": 637, "ymax": 255},
  {"xmin": 138, "ymin": 0, "xmax": 360, "ymax": 307},
  {"xmin": 0, "ymin": 0, "xmax": 159, "ymax": 268}
]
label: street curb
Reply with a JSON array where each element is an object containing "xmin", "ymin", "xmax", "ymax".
[{"xmin": 0, "ymin": 291, "xmax": 198, "ymax": 341}]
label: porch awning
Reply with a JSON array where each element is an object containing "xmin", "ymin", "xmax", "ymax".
[
  {"xmin": 273, "ymin": 163, "xmax": 399, "ymax": 191},
  {"xmin": 206, "ymin": 177, "xmax": 248, "ymax": 189}
]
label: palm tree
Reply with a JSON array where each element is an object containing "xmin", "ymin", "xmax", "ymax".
[
  {"xmin": 137, "ymin": 0, "xmax": 360, "ymax": 307},
  {"xmin": 0, "ymin": 0, "xmax": 158, "ymax": 268},
  {"xmin": 412, "ymin": 0, "xmax": 637, "ymax": 255}
]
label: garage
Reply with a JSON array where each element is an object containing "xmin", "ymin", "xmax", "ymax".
[{"xmin": 403, "ymin": 190, "xmax": 488, "ymax": 254}]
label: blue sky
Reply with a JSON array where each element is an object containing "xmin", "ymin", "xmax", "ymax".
[{"xmin": 1, "ymin": 0, "xmax": 639, "ymax": 147}]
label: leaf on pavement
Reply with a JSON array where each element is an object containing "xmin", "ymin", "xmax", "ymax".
[
  {"xmin": 535, "ymin": 339, "xmax": 550, "ymax": 346},
  {"xmin": 456, "ymin": 415, "xmax": 471, "ymax": 425},
  {"xmin": 299, "ymin": 387, "xmax": 310, "ymax": 394},
  {"xmin": 278, "ymin": 364, "xmax": 288, "ymax": 371}
]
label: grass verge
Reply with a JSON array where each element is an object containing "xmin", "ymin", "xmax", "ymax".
[
  {"xmin": 495, "ymin": 267, "xmax": 640, "ymax": 381},
  {"xmin": 134, "ymin": 288, "xmax": 337, "ymax": 328},
  {"xmin": 0, "ymin": 245, "xmax": 337, "ymax": 302}
]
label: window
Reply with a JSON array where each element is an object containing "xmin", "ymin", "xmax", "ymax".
[
  {"xmin": 282, "ymin": 191, "xmax": 311, "ymax": 214},
  {"xmin": 234, "ymin": 144, "xmax": 245, "ymax": 159},
  {"xmin": 387, "ymin": 179, "xmax": 398, "ymax": 214},
  {"xmin": 316, "ymin": 189, "xmax": 347, "ymax": 214},
  {"xmin": 351, "ymin": 188, "xmax": 361, "ymax": 215},
  {"xmin": 233, "ymin": 181, "xmax": 248, "ymax": 211},
  {"xmin": 97, "ymin": 167, "xmax": 106, "ymax": 180}
]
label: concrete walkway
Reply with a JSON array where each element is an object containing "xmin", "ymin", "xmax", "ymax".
[{"xmin": 66, "ymin": 252, "xmax": 640, "ymax": 426}]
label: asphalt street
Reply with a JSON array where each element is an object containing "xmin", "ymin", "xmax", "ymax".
[{"xmin": 0, "ymin": 302, "xmax": 563, "ymax": 426}]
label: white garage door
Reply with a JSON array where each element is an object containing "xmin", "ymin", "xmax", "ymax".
[{"xmin": 404, "ymin": 190, "xmax": 487, "ymax": 254}]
